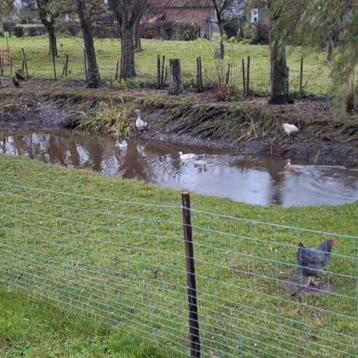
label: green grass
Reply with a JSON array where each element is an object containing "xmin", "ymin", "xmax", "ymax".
[
  {"xmin": 0, "ymin": 155, "xmax": 357, "ymax": 357},
  {"xmin": 0, "ymin": 288, "xmax": 169, "ymax": 357},
  {"xmin": 0, "ymin": 35, "xmax": 332, "ymax": 94}
]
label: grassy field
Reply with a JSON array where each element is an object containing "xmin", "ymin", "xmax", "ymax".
[
  {"xmin": 0, "ymin": 288, "xmax": 169, "ymax": 357},
  {"xmin": 0, "ymin": 155, "xmax": 357, "ymax": 357},
  {"xmin": 0, "ymin": 35, "xmax": 332, "ymax": 94}
]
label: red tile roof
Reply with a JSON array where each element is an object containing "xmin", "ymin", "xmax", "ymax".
[{"xmin": 150, "ymin": 0, "xmax": 213, "ymax": 8}]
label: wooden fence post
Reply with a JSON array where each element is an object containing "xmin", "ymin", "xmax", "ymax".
[
  {"xmin": 246, "ymin": 56, "xmax": 250, "ymax": 95},
  {"xmin": 62, "ymin": 54, "xmax": 69, "ymax": 77},
  {"xmin": 21, "ymin": 48, "xmax": 29, "ymax": 78},
  {"xmin": 115, "ymin": 60, "xmax": 119, "ymax": 81},
  {"xmin": 242, "ymin": 58, "xmax": 246, "ymax": 95},
  {"xmin": 83, "ymin": 49, "xmax": 88, "ymax": 82},
  {"xmin": 196, "ymin": 57, "xmax": 204, "ymax": 93},
  {"xmin": 157, "ymin": 54, "xmax": 161, "ymax": 88},
  {"xmin": 300, "ymin": 56, "xmax": 304, "ymax": 95},
  {"xmin": 160, "ymin": 56, "xmax": 166, "ymax": 87},
  {"xmin": 52, "ymin": 43, "xmax": 57, "ymax": 80},
  {"xmin": 182, "ymin": 192, "xmax": 201, "ymax": 358},
  {"xmin": 168, "ymin": 59, "xmax": 184, "ymax": 95}
]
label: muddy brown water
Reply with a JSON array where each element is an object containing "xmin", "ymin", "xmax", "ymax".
[{"xmin": 1, "ymin": 129, "xmax": 357, "ymax": 207}]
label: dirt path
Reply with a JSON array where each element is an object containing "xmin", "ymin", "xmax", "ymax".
[{"xmin": 1, "ymin": 79, "xmax": 357, "ymax": 167}]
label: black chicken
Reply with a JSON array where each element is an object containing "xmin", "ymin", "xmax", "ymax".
[
  {"xmin": 296, "ymin": 238, "xmax": 336, "ymax": 286},
  {"xmin": 12, "ymin": 78, "xmax": 20, "ymax": 88},
  {"xmin": 15, "ymin": 71, "xmax": 26, "ymax": 81}
]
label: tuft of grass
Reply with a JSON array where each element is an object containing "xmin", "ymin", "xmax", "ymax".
[
  {"xmin": 79, "ymin": 100, "xmax": 134, "ymax": 137},
  {"xmin": 0, "ymin": 288, "xmax": 169, "ymax": 358}
]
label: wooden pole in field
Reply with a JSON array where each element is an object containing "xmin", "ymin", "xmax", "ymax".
[
  {"xmin": 52, "ymin": 42, "xmax": 57, "ymax": 80},
  {"xmin": 196, "ymin": 57, "xmax": 203, "ymax": 93},
  {"xmin": 246, "ymin": 56, "xmax": 250, "ymax": 95},
  {"xmin": 115, "ymin": 60, "xmax": 119, "ymax": 81},
  {"xmin": 62, "ymin": 54, "xmax": 69, "ymax": 77},
  {"xmin": 21, "ymin": 48, "xmax": 29, "ymax": 78},
  {"xmin": 83, "ymin": 49, "xmax": 88, "ymax": 82},
  {"xmin": 160, "ymin": 56, "xmax": 166, "ymax": 87},
  {"xmin": 182, "ymin": 192, "xmax": 201, "ymax": 358},
  {"xmin": 242, "ymin": 58, "xmax": 246, "ymax": 95},
  {"xmin": 299, "ymin": 56, "xmax": 304, "ymax": 95},
  {"xmin": 157, "ymin": 54, "xmax": 161, "ymax": 88}
]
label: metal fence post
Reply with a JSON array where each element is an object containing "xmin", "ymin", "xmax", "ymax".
[{"xmin": 182, "ymin": 192, "xmax": 201, "ymax": 358}]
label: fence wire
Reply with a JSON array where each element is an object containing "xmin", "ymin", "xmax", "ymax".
[{"xmin": 0, "ymin": 180, "xmax": 357, "ymax": 357}]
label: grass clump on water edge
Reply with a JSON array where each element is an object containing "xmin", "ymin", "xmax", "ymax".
[{"xmin": 78, "ymin": 100, "xmax": 135, "ymax": 137}]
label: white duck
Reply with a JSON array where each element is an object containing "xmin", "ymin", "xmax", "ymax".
[
  {"xmin": 194, "ymin": 154, "xmax": 207, "ymax": 167},
  {"xmin": 179, "ymin": 151, "xmax": 196, "ymax": 161},
  {"xmin": 116, "ymin": 138, "xmax": 128, "ymax": 150},
  {"xmin": 284, "ymin": 159, "xmax": 301, "ymax": 170},
  {"xmin": 134, "ymin": 109, "xmax": 148, "ymax": 132},
  {"xmin": 283, "ymin": 123, "xmax": 299, "ymax": 136}
]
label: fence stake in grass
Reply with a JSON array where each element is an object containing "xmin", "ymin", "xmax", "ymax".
[
  {"xmin": 157, "ymin": 54, "xmax": 161, "ymax": 88},
  {"xmin": 182, "ymin": 192, "xmax": 201, "ymax": 358},
  {"xmin": 115, "ymin": 60, "xmax": 119, "ymax": 81},
  {"xmin": 83, "ymin": 49, "xmax": 88, "ymax": 82},
  {"xmin": 21, "ymin": 48, "xmax": 29, "ymax": 78},
  {"xmin": 300, "ymin": 56, "xmax": 304, "ymax": 95},
  {"xmin": 196, "ymin": 57, "xmax": 204, "ymax": 93},
  {"xmin": 246, "ymin": 56, "xmax": 250, "ymax": 96},
  {"xmin": 52, "ymin": 43, "xmax": 57, "ymax": 80},
  {"xmin": 242, "ymin": 58, "xmax": 246, "ymax": 95},
  {"xmin": 0, "ymin": 56, "xmax": 3, "ymax": 76},
  {"xmin": 62, "ymin": 54, "xmax": 69, "ymax": 77},
  {"xmin": 160, "ymin": 56, "xmax": 166, "ymax": 87}
]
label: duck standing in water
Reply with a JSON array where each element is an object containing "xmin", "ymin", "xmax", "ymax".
[
  {"xmin": 194, "ymin": 154, "xmax": 207, "ymax": 167},
  {"xmin": 116, "ymin": 137, "xmax": 128, "ymax": 150},
  {"xmin": 284, "ymin": 159, "xmax": 301, "ymax": 170},
  {"xmin": 179, "ymin": 151, "xmax": 196, "ymax": 161},
  {"xmin": 134, "ymin": 109, "xmax": 148, "ymax": 133}
]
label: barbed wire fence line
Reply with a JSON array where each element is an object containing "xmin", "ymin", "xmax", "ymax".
[{"xmin": 0, "ymin": 180, "xmax": 357, "ymax": 357}]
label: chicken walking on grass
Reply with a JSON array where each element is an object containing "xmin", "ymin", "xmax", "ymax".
[{"xmin": 295, "ymin": 238, "xmax": 337, "ymax": 293}]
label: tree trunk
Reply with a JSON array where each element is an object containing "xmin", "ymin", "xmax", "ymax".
[
  {"xmin": 48, "ymin": 27, "xmax": 58, "ymax": 58},
  {"xmin": 168, "ymin": 59, "xmax": 184, "ymax": 95},
  {"xmin": 120, "ymin": 25, "xmax": 136, "ymax": 79},
  {"xmin": 269, "ymin": 40, "xmax": 294, "ymax": 105},
  {"xmin": 327, "ymin": 36, "xmax": 334, "ymax": 63},
  {"xmin": 77, "ymin": 0, "xmax": 101, "ymax": 88}
]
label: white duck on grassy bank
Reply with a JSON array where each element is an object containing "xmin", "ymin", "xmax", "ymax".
[
  {"xmin": 283, "ymin": 123, "xmax": 299, "ymax": 136},
  {"xmin": 134, "ymin": 109, "xmax": 148, "ymax": 133}
]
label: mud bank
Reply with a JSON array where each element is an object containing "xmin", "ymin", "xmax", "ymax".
[{"xmin": 0, "ymin": 80, "xmax": 357, "ymax": 167}]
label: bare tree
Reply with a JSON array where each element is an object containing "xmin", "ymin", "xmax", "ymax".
[
  {"xmin": 75, "ymin": 0, "xmax": 102, "ymax": 88},
  {"xmin": 109, "ymin": 0, "xmax": 149, "ymax": 79},
  {"xmin": 0, "ymin": 0, "xmax": 14, "ymax": 19},
  {"xmin": 21, "ymin": 0, "xmax": 67, "ymax": 57}
]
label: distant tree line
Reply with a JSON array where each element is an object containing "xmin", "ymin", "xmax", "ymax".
[{"xmin": 0, "ymin": 0, "xmax": 356, "ymax": 111}]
